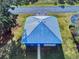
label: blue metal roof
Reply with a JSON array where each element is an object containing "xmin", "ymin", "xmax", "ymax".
[{"xmin": 21, "ymin": 16, "xmax": 62, "ymax": 45}]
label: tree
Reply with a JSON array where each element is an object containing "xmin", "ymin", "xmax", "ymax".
[
  {"xmin": 0, "ymin": 1, "xmax": 18, "ymax": 45},
  {"xmin": 58, "ymin": 0, "xmax": 65, "ymax": 4}
]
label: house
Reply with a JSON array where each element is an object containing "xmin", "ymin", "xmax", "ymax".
[{"xmin": 21, "ymin": 16, "xmax": 62, "ymax": 46}]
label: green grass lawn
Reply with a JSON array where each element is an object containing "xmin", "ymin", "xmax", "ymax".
[
  {"xmin": 28, "ymin": 3, "xmax": 79, "ymax": 7},
  {"xmin": 11, "ymin": 13, "xmax": 79, "ymax": 59},
  {"xmin": 12, "ymin": 2, "xmax": 79, "ymax": 7},
  {"xmin": 10, "ymin": 2, "xmax": 79, "ymax": 59}
]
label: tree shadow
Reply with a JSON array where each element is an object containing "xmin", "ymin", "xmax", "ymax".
[{"xmin": 0, "ymin": 28, "xmax": 13, "ymax": 48}]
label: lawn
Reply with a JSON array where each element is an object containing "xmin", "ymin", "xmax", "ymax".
[
  {"xmin": 10, "ymin": 2, "xmax": 79, "ymax": 59},
  {"xmin": 13, "ymin": 2, "xmax": 79, "ymax": 7},
  {"xmin": 11, "ymin": 13, "xmax": 79, "ymax": 59}
]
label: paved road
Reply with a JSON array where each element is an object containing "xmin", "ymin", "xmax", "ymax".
[
  {"xmin": 8, "ymin": 6, "xmax": 79, "ymax": 14},
  {"xmin": 26, "ymin": 46, "xmax": 64, "ymax": 59}
]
